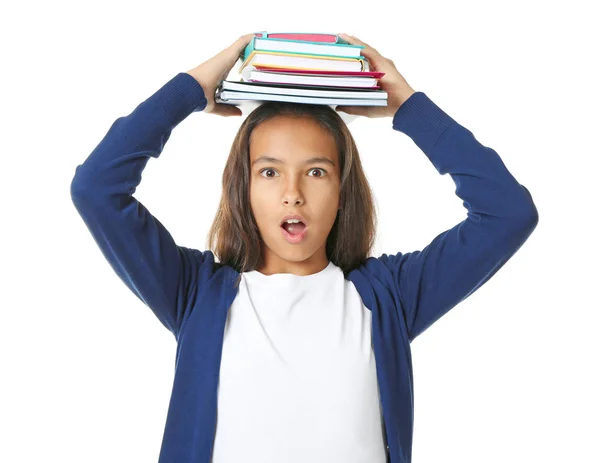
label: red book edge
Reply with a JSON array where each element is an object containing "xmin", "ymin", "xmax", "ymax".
[{"xmin": 252, "ymin": 65, "xmax": 385, "ymax": 78}]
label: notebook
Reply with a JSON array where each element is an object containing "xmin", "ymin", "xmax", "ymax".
[
  {"xmin": 215, "ymin": 91, "xmax": 387, "ymax": 106},
  {"xmin": 251, "ymin": 32, "xmax": 350, "ymax": 44},
  {"xmin": 214, "ymin": 97, "xmax": 360, "ymax": 124},
  {"xmin": 242, "ymin": 36, "xmax": 364, "ymax": 60},
  {"xmin": 239, "ymin": 51, "xmax": 369, "ymax": 73},
  {"xmin": 241, "ymin": 66, "xmax": 381, "ymax": 88},
  {"xmin": 251, "ymin": 65, "xmax": 385, "ymax": 78},
  {"xmin": 220, "ymin": 80, "xmax": 387, "ymax": 99}
]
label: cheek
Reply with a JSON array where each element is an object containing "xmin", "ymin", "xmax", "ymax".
[
  {"xmin": 249, "ymin": 186, "xmax": 275, "ymax": 225},
  {"xmin": 249, "ymin": 183, "xmax": 270, "ymax": 207}
]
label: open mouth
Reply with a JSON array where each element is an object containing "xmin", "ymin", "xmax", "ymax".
[
  {"xmin": 281, "ymin": 221, "xmax": 308, "ymax": 243},
  {"xmin": 281, "ymin": 221, "xmax": 306, "ymax": 235}
]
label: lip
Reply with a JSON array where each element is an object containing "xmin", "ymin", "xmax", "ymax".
[{"xmin": 280, "ymin": 214, "xmax": 308, "ymax": 226}]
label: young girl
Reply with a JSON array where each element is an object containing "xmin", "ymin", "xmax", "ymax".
[{"xmin": 71, "ymin": 33, "xmax": 538, "ymax": 463}]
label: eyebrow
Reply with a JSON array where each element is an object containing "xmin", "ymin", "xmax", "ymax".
[{"xmin": 251, "ymin": 155, "xmax": 335, "ymax": 168}]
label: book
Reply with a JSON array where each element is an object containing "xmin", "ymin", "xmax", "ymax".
[
  {"xmin": 242, "ymin": 35, "xmax": 364, "ymax": 60},
  {"xmin": 220, "ymin": 80, "xmax": 388, "ymax": 99},
  {"xmin": 241, "ymin": 66, "xmax": 381, "ymax": 88},
  {"xmin": 214, "ymin": 96, "xmax": 361, "ymax": 125},
  {"xmin": 239, "ymin": 50, "xmax": 370, "ymax": 73},
  {"xmin": 215, "ymin": 90, "xmax": 387, "ymax": 106},
  {"xmin": 217, "ymin": 32, "xmax": 385, "ymax": 123},
  {"xmin": 252, "ymin": 31, "xmax": 349, "ymax": 44},
  {"xmin": 251, "ymin": 65, "xmax": 385, "ymax": 78}
]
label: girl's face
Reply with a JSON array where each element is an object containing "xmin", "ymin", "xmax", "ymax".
[{"xmin": 248, "ymin": 115, "xmax": 341, "ymax": 276}]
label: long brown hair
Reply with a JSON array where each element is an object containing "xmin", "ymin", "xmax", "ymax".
[{"xmin": 205, "ymin": 101, "xmax": 378, "ymax": 287}]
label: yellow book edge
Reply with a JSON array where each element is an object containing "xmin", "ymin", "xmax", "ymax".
[{"xmin": 239, "ymin": 50, "xmax": 367, "ymax": 73}]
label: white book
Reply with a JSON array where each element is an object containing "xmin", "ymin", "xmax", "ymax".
[
  {"xmin": 215, "ymin": 91, "xmax": 387, "ymax": 106},
  {"xmin": 240, "ymin": 67, "xmax": 379, "ymax": 88},
  {"xmin": 221, "ymin": 80, "xmax": 388, "ymax": 100},
  {"xmin": 212, "ymin": 93, "xmax": 362, "ymax": 125}
]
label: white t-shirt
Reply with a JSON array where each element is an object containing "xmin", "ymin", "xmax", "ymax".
[{"xmin": 211, "ymin": 260, "xmax": 388, "ymax": 462}]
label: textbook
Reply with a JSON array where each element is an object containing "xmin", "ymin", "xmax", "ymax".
[
  {"xmin": 250, "ymin": 31, "xmax": 350, "ymax": 44},
  {"xmin": 238, "ymin": 50, "xmax": 370, "ymax": 73},
  {"xmin": 215, "ymin": 94, "xmax": 361, "ymax": 125},
  {"xmin": 241, "ymin": 35, "xmax": 365, "ymax": 60},
  {"xmin": 217, "ymin": 31, "xmax": 386, "ymax": 121},
  {"xmin": 241, "ymin": 66, "xmax": 381, "ymax": 88},
  {"xmin": 215, "ymin": 90, "xmax": 387, "ymax": 106},
  {"xmin": 250, "ymin": 65, "xmax": 385, "ymax": 78},
  {"xmin": 219, "ymin": 80, "xmax": 387, "ymax": 99}
]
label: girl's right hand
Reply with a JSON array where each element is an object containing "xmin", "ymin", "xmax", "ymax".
[{"xmin": 186, "ymin": 33, "xmax": 257, "ymax": 117}]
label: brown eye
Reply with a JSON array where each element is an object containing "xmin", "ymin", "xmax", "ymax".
[
  {"xmin": 309, "ymin": 168, "xmax": 327, "ymax": 178},
  {"xmin": 259, "ymin": 168, "xmax": 278, "ymax": 178},
  {"xmin": 259, "ymin": 168, "xmax": 327, "ymax": 178}
]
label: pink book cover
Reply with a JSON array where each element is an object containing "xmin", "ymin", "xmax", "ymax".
[
  {"xmin": 253, "ymin": 32, "xmax": 339, "ymax": 43},
  {"xmin": 247, "ymin": 79, "xmax": 381, "ymax": 90}
]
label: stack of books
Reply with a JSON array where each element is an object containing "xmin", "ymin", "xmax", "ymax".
[{"xmin": 215, "ymin": 31, "xmax": 388, "ymax": 115}]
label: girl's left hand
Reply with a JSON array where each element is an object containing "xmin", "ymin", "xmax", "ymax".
[{"xmin": 335, "ymin": 33, "xmax": 417, "ymax": 118}]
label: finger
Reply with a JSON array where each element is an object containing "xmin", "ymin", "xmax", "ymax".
[
  {"xmin": 231, "ymin": 33, "xmax": 258, "ymax": 54},
  {"xmin": 342, "ymin": 33, "xmax": 368, "ymax": 46},
  {"xmin": 339, "ymin": 33, "xmax": 386, "ymax": 70},
  {"xmin": 213, "ymin": 103, "xmax": 243, "ymax": 117},
  {"xmin": 340, "ymin": 33, "xmax": 376, "ymax": 52},
  {"xmin": 218, "ymin": 34, "xmax": 257, "ymax": 78},
  {"xmin": 336, "ymin": 106, "xmax": 365, "ymax": 116}
]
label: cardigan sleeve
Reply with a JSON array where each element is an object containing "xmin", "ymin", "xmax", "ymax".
[
  {"xmin": 70, "ymin": 73, "xmax": 210, "ymax": 339},
  {"xmin": 378, "ymin": 92, "xmax": 539, "ymax": 343}
]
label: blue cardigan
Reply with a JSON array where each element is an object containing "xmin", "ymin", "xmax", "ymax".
[{"xmin": 70, "ymin": 72, "xmax": 538, "ymax": 463}]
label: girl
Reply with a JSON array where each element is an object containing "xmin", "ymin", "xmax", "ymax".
[{"xmin": 71, "ymin": 33, "xmax": 538, "ymax": 463}]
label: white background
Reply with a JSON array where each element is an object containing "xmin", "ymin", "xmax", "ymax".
[{"xmin": 3, "ymin": 0, "xmax": 599, "ymax": 461}]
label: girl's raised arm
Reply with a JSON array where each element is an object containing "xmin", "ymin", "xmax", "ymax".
[
  {"xmin": 71, "ymin": 72, "xmax": 209, "ymax": 339},
  {"xmin": 337, "ymin": 34, "xmax": 539, "ymax": 343},
  {"xmin": 380, "ymin": 96, "xmax": 538, "ymax": 343},
  {"xmin": 70, "ymin": 34, "xmax": 255, "ymax": 339}
]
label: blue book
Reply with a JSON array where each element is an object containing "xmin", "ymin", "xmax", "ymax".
[{"xmin": 241, "ymin": 32, "xmax": 365, "ymax": 62}]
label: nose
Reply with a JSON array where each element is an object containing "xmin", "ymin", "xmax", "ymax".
[
  {"xmin": 282, "ymin": 179, "xmax": 304, "ymax": 206},
  {"xmin": 283, "ymin": 197, "xmax": 303, "ymax": 206}
]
